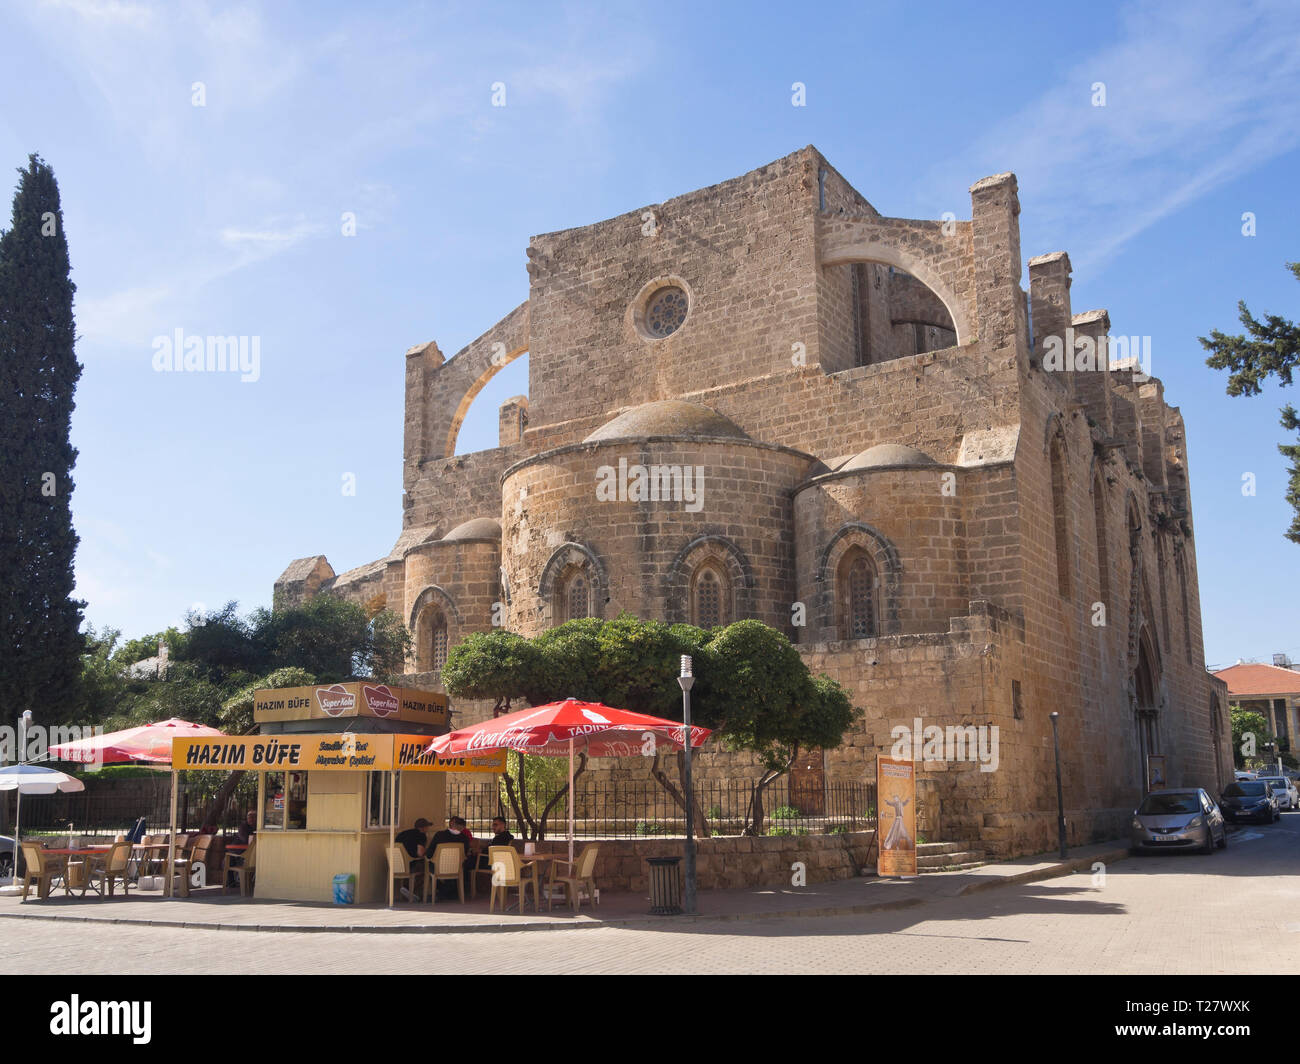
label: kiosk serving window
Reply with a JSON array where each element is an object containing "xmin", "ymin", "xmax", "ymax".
[
  {"xmin": 264, "ymin": 771, "xmax": 309, "ymax": 830},
  {"xmin": 366, "ymin": 770, "xmax": 399, "ymax": 829}
]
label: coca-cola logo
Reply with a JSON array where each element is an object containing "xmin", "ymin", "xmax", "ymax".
[
  {"xmin": 363, "ymin": 684, "xmax": 399, "ymax": 718},
  {"xmin": 315, "ymin": 684, "xmax": 356, "ymax": 717}
]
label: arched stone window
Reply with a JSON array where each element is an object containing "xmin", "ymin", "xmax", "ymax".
[
  {"xmin": 1050, "ymin": 433, "xmax": 1071, "ymax": 599},
  {"xmin": 691, "ymin": 563, "xmax": 730, "ymax": 628},
  {"xmin": 409, "ymin": 586, "xmax": 460, "ymax": 675},
  {"xmin": 837, "ymin": 548, "xmax": 879, "ymax": 639},
  {"xmin": 557, "ymin": 567, "xmax": 591, "ymax": 623},
  {"xmin": 429, "ymin": 608, "xmax": 449, "ymax": 673}
]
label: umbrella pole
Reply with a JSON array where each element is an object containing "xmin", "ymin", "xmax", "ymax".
[
  {"xmin": 568, "ymin": 736, "xmax": 575, "ymax": 866},
  {"xmin": 12, "ymin": 787, "xmax": 19, "ymax": 886},
  {"xmin": 388, "ymin": 768, "xmax": 396, "ymax": 909},
  {"xmin": 166, "ymin": 769, "xmax": 177, "ymax": 897}
]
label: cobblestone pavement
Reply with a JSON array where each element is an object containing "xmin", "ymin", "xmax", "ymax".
[{"xmin": 5, "ymin": 816, "xmax": 1296, "ymax": 974}]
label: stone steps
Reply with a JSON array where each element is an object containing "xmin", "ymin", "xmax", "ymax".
[{"xmin": 915, "ymin": 842, "xmax": 985, "ymax": 872}]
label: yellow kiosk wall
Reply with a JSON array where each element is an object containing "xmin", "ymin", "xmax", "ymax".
[{"xmin": 255, "ymin": 771, "xmax": 447, "ymax": 904}]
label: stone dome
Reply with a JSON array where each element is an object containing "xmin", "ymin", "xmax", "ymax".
[
  {"xmin": 583, "ymin": 400, "xmax": 749, "ymax": 443},
  {"xmin": 441, "ymin": 517, "xmax": 502, "ymax": 541},
  {"xmin": 841, "ymin": 443, "xmax": 937, "ymax": 471}
]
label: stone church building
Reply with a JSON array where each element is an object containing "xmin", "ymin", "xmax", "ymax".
[{"xmin": 276, "ymin": 146, "xmax": 1231, "ymax": 857}]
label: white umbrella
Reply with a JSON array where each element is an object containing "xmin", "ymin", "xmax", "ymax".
[{"xmin": 0, "ymin": 765, "xmax": 85, "ymax": 890}]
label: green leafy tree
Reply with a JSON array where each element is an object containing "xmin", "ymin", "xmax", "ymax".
[
  {"xmin": 0, "ymin": 155, "xmax": 84, "ymax": 723},
  {"xmin": 251, "ymin": 594, "xmax": 410, "ymax": 681},
  {"xmin": 441, "ymin": 615, "xmax": 859, "ymax": 838},
  {"xmin": 1201, "ymin": 261, "xmax": 1300, "ymax": 542},
  {"xmin": 1229, "ymin": 703, "xmax": 1274, "ymax": 769}
]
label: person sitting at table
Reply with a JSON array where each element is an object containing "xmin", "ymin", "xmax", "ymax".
[
  {"xmin": 236, "ymin": 810, "xmax": 257, "ymax": 845},
  {"xmin": 428, "ymin": 816, "xmax": 473, "ymax": 898},
  {"xmin": 472, "ymin": 817, "xmax": 516, "ymax": 870},
  {"xmin": 393, "ymin": 818, "xmax": 431, "ymax": 899}
]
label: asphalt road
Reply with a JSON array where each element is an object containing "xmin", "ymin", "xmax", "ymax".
[{"xmin": 4, "ymin": 812, "xmax": 1297, "ymax": 975}]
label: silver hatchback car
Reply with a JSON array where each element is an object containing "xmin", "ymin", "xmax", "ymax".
[{"xmin": 1129, "ymin": 788, "xmax": 1227, "ymax": 854}]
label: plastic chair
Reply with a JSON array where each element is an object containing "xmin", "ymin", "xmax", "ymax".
[
  {"xmin": 429, "ymin": 843, "xmax": 465, "ymax": 905},
  {"xmin": 86, "ymin": 841, "xmax": 133, "ymax": 898},
  {"xmin": 170, "ymin": 833, "xmax": 211, "ymax": 897},
  {"xmin": 488, "ymin": 846, "xmax": 536, "ymax": 913},
  {"xmin": 551, "ymin": 844, "xmax": 601, "ymax": 912},
  {"xmin": 19, "ymin": 843, "xmax": 64, "ymax": 902},
  {"xmin": 222, "ymin": 838, "xmax": 256, "ymax": 896},
  {"xmin": 387, "ymin": 845, "xmax": 427, "ymax": 904}
]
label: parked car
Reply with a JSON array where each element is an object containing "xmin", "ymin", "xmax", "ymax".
[
  {"xmin": 1256, "ymin": 776, "xmax": 1299, "ymax": 811},
  {"xmin": 0, "ymin": 834, "xmax": 13, "ymax": 880},
  {"xmin": 1234, "ymin": 770, "xmax": 1257, "ymax": 781},
  {"xmin": 1219, "ymin": 780, "xmax": 1280, "ymax": 823},
  {"xmin": 1129, "ymin": 788, "xmax": 1227, "ymax": 854}
]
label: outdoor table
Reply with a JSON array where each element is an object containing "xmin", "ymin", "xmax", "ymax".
[
  {"xmin": 519, "ymin": 854, "xmax": 559, "ymax": 911},
  {"xmin": 40, "ymin": 847, "xmax": 112, "ymax": 896},
  {"xmin": 128, "ymin": 842, "xmax": 172, "ymax": 879}
]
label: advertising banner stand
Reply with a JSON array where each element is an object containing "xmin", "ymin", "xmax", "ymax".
[{"xmin": 876, "ymin": 755, "xmax": 917, "ymax": 878}]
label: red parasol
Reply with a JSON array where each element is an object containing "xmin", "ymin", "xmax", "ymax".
[{"xmin": 49, "ymin": 717, "xmax": 226, "ymax": 765}]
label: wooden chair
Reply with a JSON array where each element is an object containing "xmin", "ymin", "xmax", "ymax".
[
  {"xmin": 170, "ymin": 833, "xmax": 211, "ymax": 897},
  {"xmin": 19, "ymin": 843, "xmax": 64, "ymax": 902},
  {"xmin": 85, "ymin": 841, "xmax": 133, "ymax": 898},
  {"xmin": 387, "ymin": 845, "xmax": 427, "ymax": 904},
  {"xmin": 488, "ymin": 846, "xmax": 536, "ymax": 913},
  {"xmin": 550, "ymin": 844, "xmax": 601, "ymax": 912},
  {"xmin": 222, "ymin": 838, "xmax": 256, "ymax": 896},
  {"xmin": 429, "ymin": 843, "xmax": 466, "ymax": 906}
]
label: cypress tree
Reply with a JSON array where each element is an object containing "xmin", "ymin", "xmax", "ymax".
[{"xmin": 0, "ymin": 155, "xmax": 85, "ymax": 724}]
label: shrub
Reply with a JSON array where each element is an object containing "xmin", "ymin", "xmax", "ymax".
[
  {"xmin": 635, "ymin": 821, "xmax": 665, "ymax": 836},
  {"xmin": 771, "ymin": 805, "xmax": 800, "ymax": 820}
]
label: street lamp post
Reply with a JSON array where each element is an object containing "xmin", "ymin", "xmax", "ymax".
[
  {"xmin": 1050, "ymin": 711, "xmax": 1067, "ymax": 861},
  {"xmin": 678, "ymin": 655, "xmax": 697, "ymax": 915}
]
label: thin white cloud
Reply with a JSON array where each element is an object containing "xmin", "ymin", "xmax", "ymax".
[{"xmin": 928, "ymin": 0, "xmax": 1300, "ymax": 273}]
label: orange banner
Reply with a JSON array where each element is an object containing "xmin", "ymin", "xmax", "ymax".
[{"xmin": 877, "ymin": 755, "xmax": 917, "ymax": 877}]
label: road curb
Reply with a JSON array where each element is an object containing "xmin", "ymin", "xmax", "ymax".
[{"xmin": 0, "ymin": 842, "xmax": 1135, "ymax": 934}]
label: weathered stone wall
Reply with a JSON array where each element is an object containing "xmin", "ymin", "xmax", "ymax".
[{"xmin": 525, "ymin": 829, "xmax": 875, "ymax": 894}]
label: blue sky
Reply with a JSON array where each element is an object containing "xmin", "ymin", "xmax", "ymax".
[{"xmin": 1, "ymin": 0, "xmax": 1297, "ymax": 669}]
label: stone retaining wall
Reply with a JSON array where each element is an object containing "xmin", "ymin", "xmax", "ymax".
[{"xmin": 527, "ymin": 829, "xmax": 875, "ymax": 893}]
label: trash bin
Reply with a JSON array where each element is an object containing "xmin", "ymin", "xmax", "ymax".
[
  {"xmin": 646, "ymin": 856, "xmax": 682, "ymax": 915},
  {"xmin": 332, "ymin": 872, "xmax": 356, "ymax": 905}
]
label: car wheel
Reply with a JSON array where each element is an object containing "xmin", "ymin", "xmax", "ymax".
[
  {"xmin": 1201, "ymin": 825, "xmax": 1215, "ymax": 854},
  {"xmin": 1217, "ymin": 826, "xmax": 1227, "ymax": 849}
]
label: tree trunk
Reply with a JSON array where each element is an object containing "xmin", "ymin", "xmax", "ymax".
[
  {"xmin": 195, "ymin": 723, "xmax": 259, "ymax": 828},
  {"xmin": 538, "ymin": 751, "xmax": 587, "ymax": 840},
  {"xmin": 744, "ymin": 748, "xmax": 798, "ymax": 837},
  {"xmin": 649, "ymin": 750, "xmax": 711, "ymax": 838}
]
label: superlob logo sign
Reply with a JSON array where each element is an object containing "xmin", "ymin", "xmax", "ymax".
[
  {"xmin": 315, "ymin": 685, "xmax": 356, "ymax": 717},
  {"xmin": 363, "ymin": 684, "xmax": 399, "ymax": 718}
]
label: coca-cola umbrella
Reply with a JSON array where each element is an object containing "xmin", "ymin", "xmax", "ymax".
[
  {"xmin": 426, "ymin": 698, "xmax": 711, "ymax": 863},
  {"xmin": 48, "ymin": 717, "xmax": 225, "ymax": 765}
]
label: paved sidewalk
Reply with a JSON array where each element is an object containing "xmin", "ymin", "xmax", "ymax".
[{"xmin": 0, "ymin": 839, "xmax": 1130, "ymax": 934}]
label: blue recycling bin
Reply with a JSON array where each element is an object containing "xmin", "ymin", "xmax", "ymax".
[{"xmin": 332, "ymin": 872, "xmax": 356, "ymax": 905}]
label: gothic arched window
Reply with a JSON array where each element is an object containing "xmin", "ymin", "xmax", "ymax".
[
  {"xmin": 429, "ymin": 608, "xmax": 448, "ymax": 673},
  {"xmin": 691, "ymin": 564, "xmax": 729, "ymax": 628},
  {"xmin": 838, "ymin": 549, "xmax": 878, "ymax": 639},
  {"xmin": 1050, "ymin": 434, "xmax": 1071, "ymax": 598},
  {"xmin": 556, "ymin": 568, "xmax": 590, "ymax": 623}
]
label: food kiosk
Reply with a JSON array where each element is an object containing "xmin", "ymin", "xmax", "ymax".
[{"xmin": 167, "ymin": 682, "xmax": 503, "ymax": 904}]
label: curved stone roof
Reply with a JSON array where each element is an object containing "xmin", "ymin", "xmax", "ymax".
[
  {"xmin": 583, "ymin": 400, "xmax": 749, "ymax": 443},
  {"xmin": 842, "ymin": 443, "xmax": 937, "ymax": 471},
  {"xmin": 442, "ymin": 517, "xmax": 502, "ymax": 541}
]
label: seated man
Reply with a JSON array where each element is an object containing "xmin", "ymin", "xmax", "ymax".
[
  {"xmin": 394, "ymin": 818, "xmax": 431, "ymax": 900},
  {"xmin": 236, "ymin": 810, "xmax": 257, "ymax": 845},
  {"xmin": 428, "ymin": 816, "xmax": 472, "ymax": 898},
  {"xmin": 473, "ymin": 817, "xmax": 516, "ymax": 870}
]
